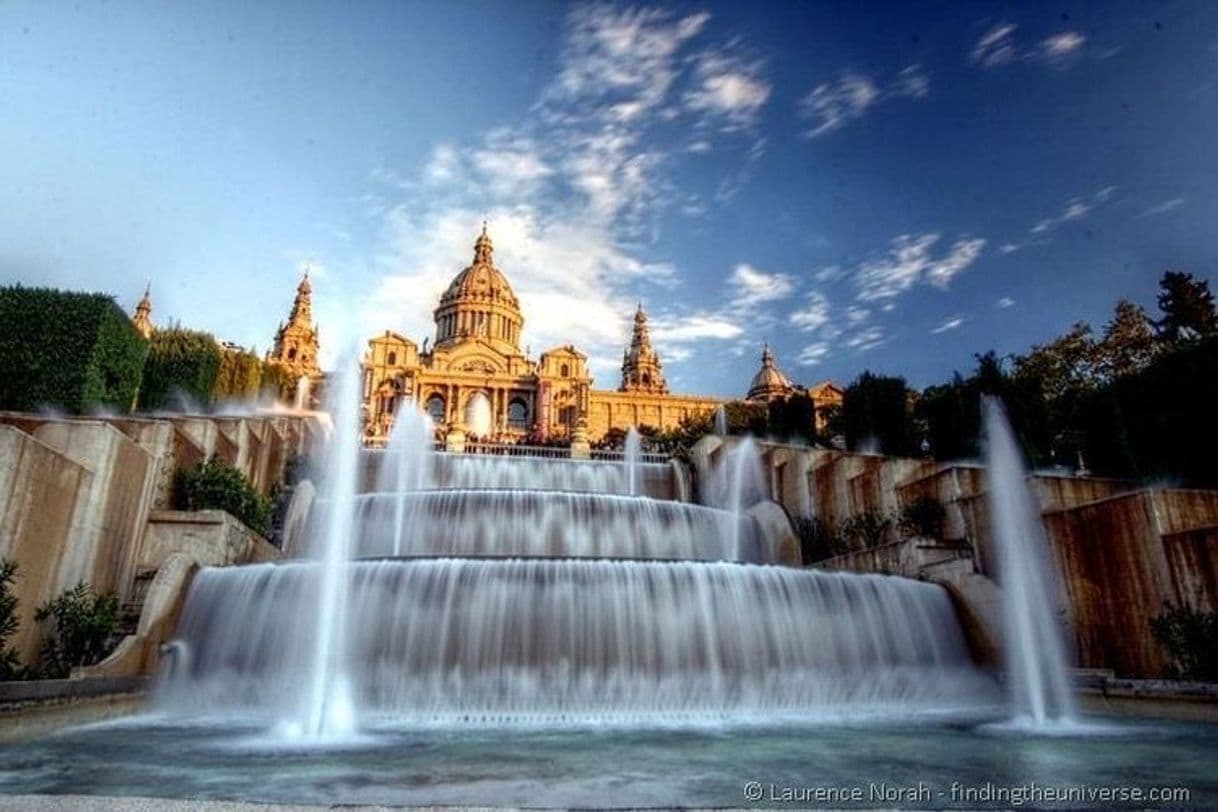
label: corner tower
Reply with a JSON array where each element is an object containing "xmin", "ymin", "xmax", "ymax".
[
  {"xmin": 433, "ymin": 224, "xmax": 524, "ymax": 356},
  {"xmin": 619, "ymin": 303, "xmax": 668, "ymax": 394},
  {"xmin": 131, "ymin": 285, "xmax": 153, "ymax": 339},
  {"xmin": 268, "ymin": 271, "xmax": 322, "ymax": 380}
]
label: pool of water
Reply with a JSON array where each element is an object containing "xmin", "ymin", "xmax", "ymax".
[{"xmin": 1, "ymin": 714, "xmax": 1216, "ymax": 808}]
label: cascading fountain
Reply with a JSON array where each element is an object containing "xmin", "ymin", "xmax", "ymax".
[
  {"xmin": 982, "ymin": 396, "xmax": 1077, "ymax": 727},
  {"xmin": 156, "ymin": 362, "xmax": 1002, "ymax": 733},
  {"xmin": 713, "ymin": 404, "xmax": 728, "ymax": 436}
]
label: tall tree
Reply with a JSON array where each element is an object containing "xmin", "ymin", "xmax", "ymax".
[
  {"xmin": 1011, "ymin": 322, "xmax": 1099, "ymax": 401},
  {"xmin": 1097, "ymin": 299, "xmax": 1159, "ymax": 381},
  {"xmin": 1156, "ymin": 271, "xmax": 1217, "ymax": 342},
  {"xmin": 841, "ymin": 372, "xmax": 912, "ymax": 456}
]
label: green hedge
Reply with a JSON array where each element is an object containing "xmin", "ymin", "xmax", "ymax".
[
  {"xmin": 0, "ymin": 286, "xmax": 148, "ymax": 413},
  {"xmin": 214, "ymin": 347, "xmax": 264, "ymax": 401},
  {"xmin": 139, "ymin": 327, "xmax": 223, "ymax": 410}
]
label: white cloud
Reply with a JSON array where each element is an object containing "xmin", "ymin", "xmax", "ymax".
[
  {"xmin": 797, "ymin": 342, "xmax": 830, "ymax": 366},
  {"xmin": 788, "ymin": 292, "xmax": 830, "ymax": 332},
  {"xmin": 1139, "ymin": 197, "xmax": 1185, "ymax": 217},
  {"xmin": 651, "ymin": 313, "xmax": 744, "ymax": 342},
  {"xmin": 852, "ymin": 233, "xmax": 987, "ymax": 303},
  {"xmin": 798, "ymin": 64, "xmax": 928, "ymax": 138},
  {"xmin": 1028, "ymin": 186, "xmax": 1116, "ymax": 236},
  {"xmin": 972, "ymin": 23, "xmax": 1019, "ymax": 67},
  {"xmin": 973, "ymin": 22, "xmax": 1088, "ymax": 69},
  {"xmin": 684, "ymin": 50, "xmax": 771, "ymax": 129},
  {"xmin": 845, "ymin": 326, "xmax": 886, "ymax": 352},
  {"xmin": 930, "ymin": 315, "xmax": 965, "ymax": 334},
  {"xmin": 729, "ymin": 263, "xmax": 795, "ymax": 308},
  {"xmin": 996, "ymin": 296, "xmax": 1016, "ymax": 309}
]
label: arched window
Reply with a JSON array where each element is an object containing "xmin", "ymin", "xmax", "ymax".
[
  {"xmin": 642, "ymin": 372, "xmax": 651, "ymax": 385},
  {"xmin": 387, "ymin": 351, "xmax": 397, "ymax": 366},
  {"xmin": 508, "ymin": 398, "xmax": 528, "ymax": 427},
  {"xmin": 288, "ymin": 346, "xmax": 297, "ymax": 361},
  {"xmin": 560, "ymin": 363, "xmax": 570, "ymax": 377},
  {"xmin": 426, "ymin": 394, "xmax": 446, "ymax": 423}
]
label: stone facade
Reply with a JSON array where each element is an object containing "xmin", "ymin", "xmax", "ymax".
[{"xmin": 362, "ymin": 227, "xmax": 724, "ymax": 444}]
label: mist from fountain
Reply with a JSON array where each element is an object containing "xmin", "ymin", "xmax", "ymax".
[
  {"xmin": 713, "ymin": 404, "xmax": 727, "ymax": 436},
  {"xmin": 624, "ymin": 427, "xmax": 642, "ymax": 496},
  {"xmin": 982, "ymin": 396, "xmax": 1077, "ymax": 728}
]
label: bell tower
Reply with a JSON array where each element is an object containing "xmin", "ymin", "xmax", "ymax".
[
  {"xmin": 267, "ymin": 270, "xmax": 322, "ymax": 380},
  {"xmin": 619, "ymin": 303, "xmax": 667, "ymax": 394}
]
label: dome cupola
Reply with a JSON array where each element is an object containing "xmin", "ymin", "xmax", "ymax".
[{"xmin": 433, "ymin": 224, "xmax": 524, "ymax": 354}]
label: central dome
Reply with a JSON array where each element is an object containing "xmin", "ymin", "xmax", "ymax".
[{"xmin": 433, "ymin": 225, "xmax": 524, "ymax": 354}]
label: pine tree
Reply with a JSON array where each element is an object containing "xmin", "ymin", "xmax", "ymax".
[{"xmin": 1156, "ymin": 271, "xmax": 1217, "ymax": 342}]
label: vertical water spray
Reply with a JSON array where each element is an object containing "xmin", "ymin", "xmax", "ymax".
[
  {"xmin": 982, "ymin": 396, "xmax": 1076, "ymax": 727},
  {"xmin": 294, "ymin": 376, "xmax": 312, "ymax": 411},
  {"xmin": 713, "ymin": 405, "xmax": 728, "ymax": 437},
  {"xmin": 624, "ymin": 427, "xmax": 642, "ymax": 496},
  {"xmin": 725, "ymin": 437, "xmax": 766, "ymax": 559},
  {"xmin": 300, "ymin": 355, "xmax": 362, "ymax": 739},
  {"xmin": 384, "ymin": 406, "xmax": 435, "ymax": 555}
]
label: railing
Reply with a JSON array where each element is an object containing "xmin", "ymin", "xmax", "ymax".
[
  {"xmin": 590, "ymin": 448, "xmax": 670, "ymax": 464},
  {"xmin": 457, "ymin": 442, "xmax": 572, "ymax": 459}
]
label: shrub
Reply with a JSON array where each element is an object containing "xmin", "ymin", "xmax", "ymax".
[
  {"xmin": 899, "ymin": 496, "xmax": 946, "ymax": 540},
  {"xmin": 0, "ymin": 559, "xmax": 21, "ymax": 680},
  {"xmin": 174, "ymin": 456, "xmax": 273, "ymax": 536},
  {"xmin": 139, "ymin": 326, "xmax": 223, "ymax": 410},
  {"xmin": 839, "ymin": 510, "xmax": 893, "ymax": 551},
  {"xmin": 260, "ymin": 361, "xmax": 295, "ymax": 403},
  {"xmin": 842, "ymin": 372, "xmax": 913, "ymax": 456},
  {"xmin": 1149, "ymin": 602, "xmax": 1218, "ymax": 681},
  {"xmin": 0, "ymin": 286, "xmax": 148, "ymax": 413},
  {"xmin": 792, "ymin": 516, "xmax": 844, "ymax": 563},
  {"xmin": 35, "ymin": 583, "xmax": 121, "ymax": 679}
]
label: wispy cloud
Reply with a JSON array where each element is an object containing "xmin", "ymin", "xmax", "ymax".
[
  {"xmin": 930, "ymin": 315, "xmax": 965, "ymax": 334},
  {"xmin": 996, "ymin": 296, "xmax": 1016, "ymax": 309},
  {"xmin": 1139, "ymin": 197, "xmax": 1185, "ymax": 217},
  {"xmin": 788, "ymin": 291, "xmax": 831, "ymax": 333},
  {"xmin": 356, "ymin": 6, "xmax": 774, "ymax": 381},
  {"xmin": 798, "ymin": 64, "xmax": 929, "ymax": 138},
  {"xmin": 844, "ymin": 326, "xmax": 887, "ymax": 352},
  {"xmin": 683, "ymin": 49, "xmax": 771, "ymax": 130},
  {"xmin": 1028, "ymin": 186, "xmax": 1117, "ymax": 236},
  {"xmin": 972, "ymin": 22, "xmax": 1089, "ymax": 68},
  {"xmin": 851, "ymin": 233, "xmax": 987, "ymax": 303},
  {"xmin": 797, "ymin": 341, "xmax": 830, "ymax": 366}
]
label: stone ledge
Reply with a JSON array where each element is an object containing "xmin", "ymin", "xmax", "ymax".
[{"xmin": 0, "ymin": 676, "xmax": 149, "ymax": 705}]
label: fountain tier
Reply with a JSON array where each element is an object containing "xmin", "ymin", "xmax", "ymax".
[
  {"xmin": 313, "ymin": 490, "xmax": 771, "ymax": 562},
  {"xmin": 161, "ymin": 558, "xmax": 999, "ymax": 725}
]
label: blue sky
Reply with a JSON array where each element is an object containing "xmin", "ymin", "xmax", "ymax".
[{"xmin": 1, "ymin": 1, "xmax": 1215, "ymax": 396}]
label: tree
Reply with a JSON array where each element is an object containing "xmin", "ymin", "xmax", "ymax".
[
  {"xmin": 1012, "ymin": 322, "xmax": 1099, "ymax": 402},
  {"xmin": 1156, "ymin": 271, "xmax": 1217, "ymax": 342},
  {"xmin": 35, "ymin": 583, "xmax": 120, "ymax": 679},
  {"xmin": 1097, "ymin": 299, "xmax": 1159, "ymax": 381},
  {"xmin": 841, "ymin": 372, "xmax": 913, "ymax": 456}
]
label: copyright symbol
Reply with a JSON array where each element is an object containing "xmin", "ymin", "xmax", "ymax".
[{"xmin": 743, "ymin": 781, "xmax": 764, "ymax": 801}]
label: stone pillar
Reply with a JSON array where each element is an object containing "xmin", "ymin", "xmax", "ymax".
[{"xmin": 570, "ymin": 417, "xmax": 591, "ymax": 460}]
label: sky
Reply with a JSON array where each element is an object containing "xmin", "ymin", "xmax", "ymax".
[{"xmin": 1, "ymin": 0, "xmax": 1216, "ymax": 397}]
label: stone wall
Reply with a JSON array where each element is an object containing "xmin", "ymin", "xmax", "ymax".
[
  {"xmin": 585, "ymin": 390, "xmax": 722, "ymax": 440},
  {"xmin": 0, "ymin": 410, "xmax": 317, "ymax": 670},
  {"xmin": 706, "ymin": 436, "xmax": 1218, "ymax": 679}
]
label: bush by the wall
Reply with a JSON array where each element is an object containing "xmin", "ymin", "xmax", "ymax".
[
  {"xmin": 139, "ymin": 327, "xmax": 223, "ymax": 410},
  {"xmin": 1149, "ymin": 602, "xmax": 1218, "ymax": 681},
  {"xmin": 0, "ymin": 286, "xmax": 148, "ymax": 413},
  {"xmin": 173, "ymin": 456, "xmax": 273, "ymax": 537},
  {"xmin": 0, "ymin": 559, "xmax": 21, "ymax": 680},
  {"xmin": 34, "ymin": 582, "xmax": 120, "ymax": 679},
  {"xmin": 899, "ymin": 496, "xmax": 947, "ymax": 540}
]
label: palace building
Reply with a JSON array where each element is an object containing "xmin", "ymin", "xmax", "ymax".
[{"xmin": 361, "ymin": 226, "xmax": 724, "ymax": 444}]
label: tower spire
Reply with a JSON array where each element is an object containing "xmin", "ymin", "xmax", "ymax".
[
  {"xmin": 132, "ymin": 284, "xmax": 153, "ymax": 339},
  {"xmin": 619, "ymin": 301, "xmax": 667, "ymax": 394}
]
